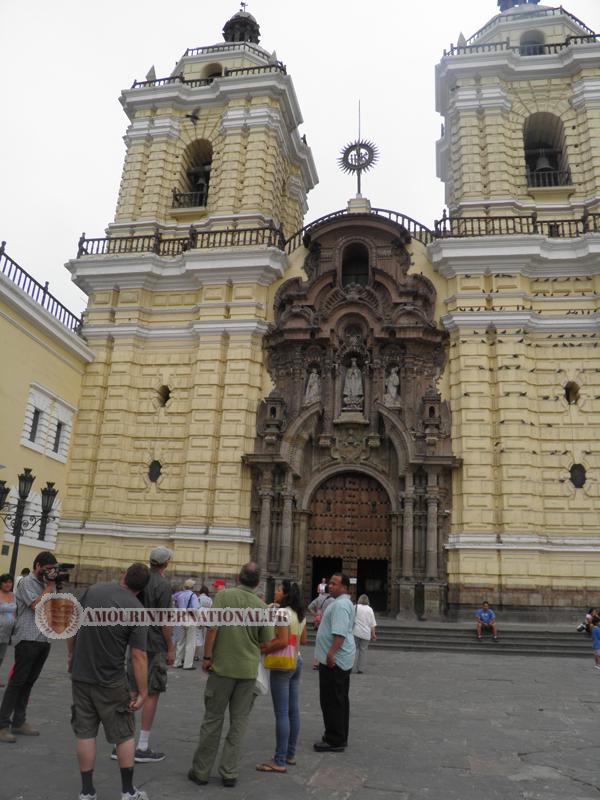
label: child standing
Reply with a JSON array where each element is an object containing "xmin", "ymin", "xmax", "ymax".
[{"xmin": 592, "ymin": 618, "xmax": 600, "ymax": 669}]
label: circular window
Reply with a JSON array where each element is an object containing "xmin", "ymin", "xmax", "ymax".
[
  {"xmin": 564, "ymin": 382, "xmax": 580, "ymax": 405},
  {"xmin": 157, "ymin": 385, "xmax": 171, "ymax": 407},
  {"xmin": 148, "ymin": 460, "xmax": 162, "ymax": 483},
  {"xmin": 570, "ymin": 464, "xmax": 586, "ymax": 489}
]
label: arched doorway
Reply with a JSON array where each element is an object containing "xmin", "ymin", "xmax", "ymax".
[{"xmin": 305, "ymin": 472, "xmax": 392, "ymax": 611}]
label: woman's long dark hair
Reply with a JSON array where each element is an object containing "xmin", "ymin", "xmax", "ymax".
[{"xmin": 280, "ymin": 579, "xmax": 305, "ymax": 623}]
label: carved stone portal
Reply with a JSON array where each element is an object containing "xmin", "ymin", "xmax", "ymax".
[{"xmin": 244, "ymin": 213, "xmax": 460, "ymax": 614}]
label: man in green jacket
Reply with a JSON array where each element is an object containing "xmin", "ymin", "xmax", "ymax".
[{"xmin": 188, "ymin": 562, "xmax": 273, "ymax": 787}]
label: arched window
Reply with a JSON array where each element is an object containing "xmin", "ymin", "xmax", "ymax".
[
  {"xmin": 341, "ymin": 243, "xmax": 369, "ymax": 287},
  {"xmin": 520, "ymin": 30, "xmax": 545, "ymax": 56},
  {"xmin": 203, "ymin": 63, "xmax": 223, "ymax": 80},
  {"xmin": 523, "ymin": 113, "xmax": 571, "ymax": 188},
  {"xmin": 172, "ymin": 139, "xmax": 213, "ymax": 208}
]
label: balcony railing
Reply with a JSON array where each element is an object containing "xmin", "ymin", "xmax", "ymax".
[
  {"xmin": 76, "ymin": 226, "xmax": 286, "ymax": 259},
  {"xmin": 445, "ymin": 33, "xmax": 599, "ymax": 58},
  {"xmin": 466, "ymin": 6, "xmax": 595, "ymax": 46},
  {"xmin": 131, "ymin": 62, "xmax": 286, "ymax": 89},
  {"xmin": 0, "ymin": 242, "xmax": 83, "ymax": 334},
  {"xmin": 184, "ymin": 41, "xmax": 267, "ymax": 59},
  {"xmin": 172, "ymin": 189, "xmax": 207, "ymax": 209},
  {"xmin": 527, "ymin": 169, "xmax": 572, "ymax": 188},
  {"xmin": 434, "ymin": 211, "xmax": 600, "ymax": 238}
]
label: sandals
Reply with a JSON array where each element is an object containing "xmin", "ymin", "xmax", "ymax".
[{"xmin": 256, "ymin": 762, "xmax": 287, "ymax": 773}]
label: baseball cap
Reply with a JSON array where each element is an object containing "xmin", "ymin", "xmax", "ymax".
[
  {"xmin": 183, "ymin": 578, "xmax": 195, "ymax": 589},
  {"xmin": 149, "ymin": 546, "xmax": 173, "ymax": 566},
  {"xmin": 212, "ymin": 578, "xmax": 226, "ymax": 588}
]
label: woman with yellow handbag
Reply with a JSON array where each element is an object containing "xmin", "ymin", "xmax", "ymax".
[{"xmin": 256, "ymin": 580, "xmax": 307, "ymax": 773}]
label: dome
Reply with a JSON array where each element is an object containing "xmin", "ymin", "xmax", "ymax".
[{"xmin": 223, "ymin": 10, "xmax": 260, "ymax": 44}]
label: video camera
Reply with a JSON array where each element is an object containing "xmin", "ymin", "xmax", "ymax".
[{"xmin": 43, "ymin": 562, "xmax": 75, "ymax": 590}]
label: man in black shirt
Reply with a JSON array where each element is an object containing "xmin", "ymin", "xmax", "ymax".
[
  {"xmin": 68, "ymin": 562, "xmax": 150, "ymax": 800},
  {"xmin": 129, "ymin": 546, "xmax": 175, "ymax": 763}
]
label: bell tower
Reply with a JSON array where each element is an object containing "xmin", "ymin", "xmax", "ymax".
[
  {"xmin": 436, "ymin": 1, "xmax": 600, "ymax": 219},
  {"xmin": 59, "ymin": 11, "xmax": 317, "ymax": 583}
]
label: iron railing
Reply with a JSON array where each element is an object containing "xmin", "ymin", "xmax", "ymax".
[
  {"xmin": 131, "ymin": 62, "xmax": 286, "ymax": 90},
  {"xmin": 527, "ymin": 169, "xmax": 572, "ymax": 188},
  {"xmin": 445, "ymin": 33, "xmax": 600, "ymax": 57},
  {"xmin": 184, "ymin": 41, "xmax": 267, "ymax": 58},
  {"xmin": 76, "ymin": 226, "xmax": 285, "ymax": 259},
  {"xmin": 466, "ymin": 6, "xmax": 595, "ymax": 46},
  {"xmin": 0, "ymin": 242, "xmax": 82, "ymax": 334},
  {"xmin": 172, "ymin": 189, "xmax": 207, "ymax": 209},
  {"xmin": 433, "ymin": 211, "xmax": 600, "ymax": 238}
]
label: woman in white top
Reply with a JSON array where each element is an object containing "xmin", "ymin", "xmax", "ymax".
[{"xmin": 353, "ymin": 594, "xmax": 376, "ymax": 673}]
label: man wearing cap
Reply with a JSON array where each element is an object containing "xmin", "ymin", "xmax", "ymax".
[
  {"xmin": 212, "ymin": 578, "xmax": 226, "ymax": 593},
  {"xmin": 173, "ymin": 579, "xmax": 200, "ymax": 670},
  {"xmin": 129, "ymin": 546, "xmax": 175, "ymax": 763}
]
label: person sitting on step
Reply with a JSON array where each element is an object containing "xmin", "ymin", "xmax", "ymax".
[{"xmin": 475, "ymin": 601, "xmax": 498, "ymax": 641}]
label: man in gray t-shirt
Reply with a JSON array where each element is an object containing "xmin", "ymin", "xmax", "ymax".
[{"xmin": 68, "ymin": 562, "xmax": 150, "ymax": 800}]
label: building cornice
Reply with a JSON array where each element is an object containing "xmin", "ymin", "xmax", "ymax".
[
  {"xmin": 59, "ymin": 518, "xmax": 253, "ymax": 543},
  {"xmin": 0, "ymin": 272, "xmax": 93, "ymax": 363},
  {"xmin": 441, "ymin": 310, "xmax": 600, "ymax": 333},
  {"xmin": 67, "ymin": 247, "xmax": 288, "ymax": 295},
  {"xmin": 447, "ymin": 532, "xmax": 600, "ymax": 553},
  {"xmin": 428, "ymin": 234, "xmax": 600, "ymax": 277},
  {"xmin": 82, "ymin": 318, "xmax": 271, "ymax": 341}
]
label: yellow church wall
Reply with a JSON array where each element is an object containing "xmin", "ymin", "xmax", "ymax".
[{"xmin": 0, "ymin": 287, "xmax": 92, "ymax": 576}]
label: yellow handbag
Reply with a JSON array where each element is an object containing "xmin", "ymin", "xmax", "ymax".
[{"xmin": 263, "ymin": 633, "xmax": 298, "ymax": 671}]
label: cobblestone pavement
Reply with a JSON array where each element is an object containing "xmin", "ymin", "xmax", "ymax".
[{"xmin": 2, "ymin": 643, "xmax": 599, "ymax": 800}]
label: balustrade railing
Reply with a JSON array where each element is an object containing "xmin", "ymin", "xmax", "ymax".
[
  {"xmin": 445, "ymin": 31, "xmax": 599, "ymax": 58},
  {"xmin": 172, "ymin": 189, "xmax": 207, "ymax": 209},
  {"xmin": 0, "ymin": 242, "xmax": 82, "ymax": 334},
  {"xmin": 527, "ymin": 169, "xmax": 572, "ymax": 188},
  {"xmin": 434, "ymin": 212, "xmax": 600, "ymax": 238},
  {"xmin": 76, "ymin": 226, "xmax": 285, "ymax": 259},
  {"xmin": 466, "ymin": 6, "xmax": 595, "ymax": 46},
  {"xmin": 131, "ymin": 62, "xmax": 286, "ymax": 90}
]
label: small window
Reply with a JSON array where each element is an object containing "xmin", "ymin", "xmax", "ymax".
[
  {"xmin": 520, "ymin": 30, "xmax": 545, "ymax": 56},
  {"xmin": 53, "ymin": 422, "xmax": 63, "ymax": 453},
  {"xmin": 149, "ymin": 461, "xmax": 162, "ymax": 483},
  {"xmin": 565, "ymin": 382, "xmax": 580, "ymax": 405},
  {"xmin": 29, "ymin": 408, "xmax": 41, "ymax": 442},
  {"xmin": 341, "ymin": 243, "xmax": 369, "ymax": 287},
  {"xmin": 429, "ymin": 406, "xmax": 436, "ymax": 418},
  {"xmin": 203, "ymin": 62, "xmax": 222, "ymax": 79},
  {"xmin": 157, "ymin": 385, "xmax": 171, "ymax": 407},
  {"xmin": 570, "ymin": 464, "xmax": 586, "ymax": 489}
]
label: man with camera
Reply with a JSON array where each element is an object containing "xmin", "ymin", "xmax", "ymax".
[{"xmin": 0, "ymin": 551, "xmax": 58, "ymax": 743}]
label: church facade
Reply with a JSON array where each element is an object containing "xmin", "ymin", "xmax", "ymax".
[{"xmin": 54, "ymin": 1, "xmax": 600, "ymax": 617}]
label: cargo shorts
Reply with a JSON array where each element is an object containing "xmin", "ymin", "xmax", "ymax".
[
  {"xmin": 128, "ymin": 650, "xmax": 168, "ymax": 694},
  {"xmin": 71, "ymin": 679, "xmax": 134, "ymax": 744}
]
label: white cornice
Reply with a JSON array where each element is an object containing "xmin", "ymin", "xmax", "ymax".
[
  {"xmin": 82, "ymin": 318, "xmax": 271, "ymax": 341},
  {"xmin": 571, "ymin": 77, "xmax": 600, "ymax": 108},
  {"xmin": 0, "ymin": 272, "xmax": 94, "ymax": 363},
  {"xmin": 124, "ymin": 116, "xmax": 181, "ymax": 144},
  {"xmin": 67, "ymin": 247, "xmax": 288, "ymax": 294},
  {"xmin": 59, "ymin": 518, "xmax": 252, "ymax": 543},
  {"xmin": 448, "ymin": 85, "xmax": 512, "ymax": 114},
  {"xmin": 436, "ymin": 45, "xmax": 600, "ymax": 115},
  {"xmin": 442, "ymin": 311, "xmax": 600, "ymax": 333},
  {"xmin": 428, "ymin": 234, "xmax": 600, "ymax": 277},
  {"xmin": 447, "ymin": 531, "xmax": 600, "ymax": 552}
]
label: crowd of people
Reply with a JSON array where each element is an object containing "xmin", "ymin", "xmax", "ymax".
[{"xmin": 0, "ymin": 550, "xmax": 375, "ymax": 799}]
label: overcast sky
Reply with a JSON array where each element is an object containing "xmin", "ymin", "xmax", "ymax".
[{"xmin": 1, "ymin": 0, "xmax": 599, "ymax": 314}]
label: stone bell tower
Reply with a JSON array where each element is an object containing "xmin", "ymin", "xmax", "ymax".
[
  {"xmin": 431, "ymin": 2, "xmax": 600, "ymax": 615},
  {"xmin": 58, "ymin": 10, "xmax": 317, "ymax": 583}
]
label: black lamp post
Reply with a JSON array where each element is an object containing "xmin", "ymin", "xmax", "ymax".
[{"xmin": 0, "ymin": 468, "xmax": 59, "ymax": 579}]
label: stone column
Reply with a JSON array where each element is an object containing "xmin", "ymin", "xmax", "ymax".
[
  {"xmin": 390, "ymin": 511, "xmax": 401, "ymax": 613},
  {"xmin": 257, "ymin": 470, "xmax": 274, "ymax": 573},
  {"xmin": 279, "ymin": 492, "xmax": 295, "ymax": 575},
  {"xmin": 402, "ymin": 473, "xmax": 414, "ymax": 578},
  {"xmin": 296, "ymin": 511, "xmax": 310, "ymax": 596},
  {"xmin": 426, "ymin": 471, "xmax": 439, "ymax": 579}
]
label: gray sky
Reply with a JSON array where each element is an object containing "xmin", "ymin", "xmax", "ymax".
[{"xmin": 1, "ymin": 0, "xmax": 599, "ymax": 314}]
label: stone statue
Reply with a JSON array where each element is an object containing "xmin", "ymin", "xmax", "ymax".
[
  {"xmin": 303, "ymin": 368, "xmax": 321, "ymax": 405},
  {"xmin": 343, "ymin": 358, "xmax": 364, "ymax": 410},
  {"xmin": 384, "ymin": 366, "xmax": 400, "ymax": 406}
]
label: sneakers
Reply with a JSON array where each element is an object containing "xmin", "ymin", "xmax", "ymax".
[
  {"xmin": 111, "ymin": 746, "xmax": 118, "ymax": 760},
  {"xmin": 134, "ymin": 748, "xmax": 166, "ymax": 763},
  {"xmin": 577, "ymin": 623, "xmax": 586, "ymax": 632},
  {"xmin": 121, "ymin": 790, "xmax": 149, "ymax": 800},
  {"xmin": 11, "ymin": 723, "xmax": 40, "ymax": 736},
  {"xmin": 0, "ymin": 728, "xmax": 17, "ymax": 743},
  {"xmin": 78, "ymin": 793, "xmax": 97, "ymax": 800},
  {"xmin": 593, "ymin": 665, "xmax": 600, "ymax": 670}
]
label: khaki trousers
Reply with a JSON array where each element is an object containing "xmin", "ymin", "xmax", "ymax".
[{"xmin": 191, "ymin": 672, "xmax": 256, "ymax": 780}]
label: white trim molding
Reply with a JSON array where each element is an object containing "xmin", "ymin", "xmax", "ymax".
[
  {"xmin": 447, "ymin": 531, "xmax": 600, "ymax": 553},
  {"xmin": 58, "ymin": 518, "xmax": 253, "ymax": 544}
]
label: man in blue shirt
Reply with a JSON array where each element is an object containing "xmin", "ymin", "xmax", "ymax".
[
  {"xmin": 314, "ymin": 573, "xmax": 356, "ymax": 752},
  {"xmin": 475, "ymin": 601, "xmax": 498, "ymax": 641}
]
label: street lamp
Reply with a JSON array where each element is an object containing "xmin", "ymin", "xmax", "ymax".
[{"xmin": 0, "ymin": 468, "xmax": 59, "ymax": 578}]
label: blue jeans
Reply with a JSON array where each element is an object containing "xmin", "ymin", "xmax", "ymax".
[{"xmin": 269, "ymin": 656, "xmax": 302, "ymax": 767}]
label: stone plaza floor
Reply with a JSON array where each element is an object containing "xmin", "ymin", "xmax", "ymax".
[{"xmin": 1, "ymin": 642, "xmax": 599, "ymax": 800}]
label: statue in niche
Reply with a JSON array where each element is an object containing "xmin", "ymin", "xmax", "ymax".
[
  {"xmin": 384, "ymin": 367, "xmax": 400, "ymax": 406},
  {"xmin": 343, "ymin": 358, "xmax": 364, "ymax": 410},
  {"xmin": 303, "ymin": 368, "xmax": 321, "ymax": 405}
]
